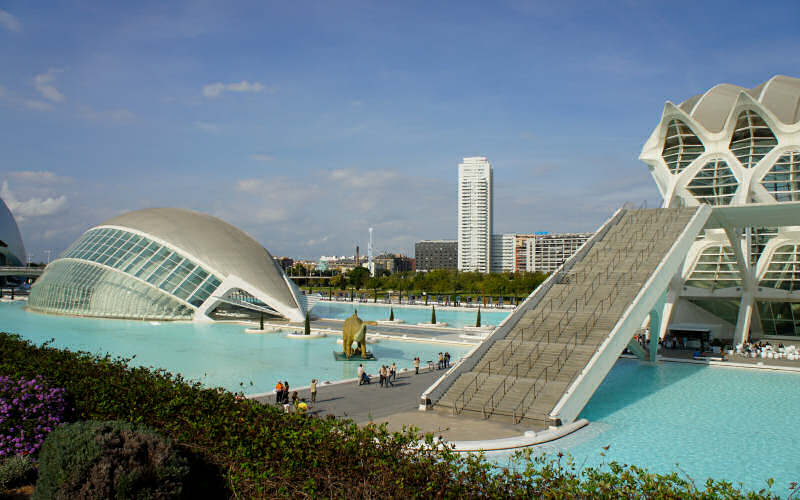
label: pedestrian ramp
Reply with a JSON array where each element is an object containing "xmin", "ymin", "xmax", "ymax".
[{"xmin": 424, "ymin": 205, "xmax": 711, "ymax": 427}]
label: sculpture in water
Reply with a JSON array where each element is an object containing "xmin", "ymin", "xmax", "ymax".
[{"xmin": 342, "ymin": 311, "xmax": 369, "ymax": 359}]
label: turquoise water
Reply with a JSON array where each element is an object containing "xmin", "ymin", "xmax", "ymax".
[
  {"xmin": 312, "ymin": 301, "xmax": 510, "ymax": 329},
  {"xmin": 491, "ymin": 358, "xmax": 800, "ymax": 496},
  {"xmin": 0, "ymin": 302, "xmax": 470, "ymax": 395}
]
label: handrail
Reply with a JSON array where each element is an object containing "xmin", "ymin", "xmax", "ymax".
[
  {"xmin": 451, "ymin": 374, "xmax": 481, "ymax": 415},
  {"xmin": 482, "ymin": 374, "xmax": 511, "ymax": 418},
  {"xmin": 512, "ymin": 365, "xmax": 548, "ymax": 424}
]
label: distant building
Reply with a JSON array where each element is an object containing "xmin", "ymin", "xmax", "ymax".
[
  {"xmin": 458, "ymin": 156, "xmax": 493, "ymax": 273},
  {"xmin": 415, "ymin": 240, "xmax": 457, "ymax": 271},
  {"xmin": 526, "ymin": 233, "xmax": 592, "ymax": 273},
  {"xmin": 373, "ymin": 253, "xmax": 414, "ymax": 275},
  {"xmin": 512, "ymin": 234, "xmax": 538, "ymax": 272},
  {"xmin": 490, "ymin": 234, "xmax": 515, "ymax": 273},
  {"xmin": 274, "ymin": 256, "xmax": 293, "ymax": 271}
]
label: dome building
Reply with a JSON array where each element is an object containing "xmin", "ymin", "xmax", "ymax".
[
  {"xmin": 28, "ymin": 208, "xmax": 307, "ymax": 322},
  {"xmin": 0, "ymin": 197, "xmax": 27, "ymax": 268},
  {"xmin": 640, "ymin": 75, "xmax": 800, "ymax": 341}
]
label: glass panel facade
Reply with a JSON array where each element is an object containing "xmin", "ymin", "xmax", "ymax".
[
  {"xmin": 761, "ymin": 151, "xmax": 800, "ymax": 202},
  {"xmin": 687, "ymin": 159, "xmax": 738, "ymax": 205},
  {"xmin": 749, "ymin": 227, "xmax": 778, "ymax": 266},
  {"xmin": 28, "ymin": 260, "xmax": 194, "ymax": 320},
  {"xmin": 661, "ymin": 119, "xmax": 704, "ymax": 174},
  {"xmin": 757, "ymin": 301, "xmax": 800, "ymax": 337},
  {"xmin": 685, "ymin": 245, "xmax": 742, "ymax": 288},
  {"xmin": 688, "ymin": 299, "xmax": 740, "ymax": 326},
  {"xmin": 760, "ymin": 244, "xmax": 800, "ymax": 291},
  {"xmin": 33, "ymin": 227, "xmax": 224, "ymax": 320},
  {"xmin": 187, "ymin": 275, "xmax": 222, "ymax": 307},
  {"xmin": 729, "ymin": 110, "xmax": 777, "ymax": 169}
]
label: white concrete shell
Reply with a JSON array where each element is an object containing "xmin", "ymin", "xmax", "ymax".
[
  {"xmin": 642, "ymin": 76, "xmax": 800, "ymax": 342},
  {"xmin": 29, "ymin": 208, "xmax": 306, "ymax": 322},
  {"xmin": 0, "ymin": 197, "xmax": 26, "ymax": 267}
]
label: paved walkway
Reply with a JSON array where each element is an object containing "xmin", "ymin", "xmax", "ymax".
[{"xmin": 251, "ymin": 366, "xmax": 529, "ymax": 441}]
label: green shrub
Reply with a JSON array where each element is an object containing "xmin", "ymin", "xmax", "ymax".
[
  {"xmin": 0, "ymin": 454, "xmax": 36, "ymax": 491},
  {"xmin": 0, "ymin": 332, "xmax": 786, "ymax": 499},
  {"xmin": 34, "ymin": 420, "xmax": 190, "ymax": 500}
]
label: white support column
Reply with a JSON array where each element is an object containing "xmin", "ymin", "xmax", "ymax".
[
  {"xmin": 733, "ymin": 293, "xmax": 754, "ymax": 346},
  {"xmin": 722, "ymin": 225, "xmax": 755, "ymax": 347}
]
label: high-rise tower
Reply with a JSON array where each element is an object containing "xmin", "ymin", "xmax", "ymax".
[{"xmin": 458, "ymin": 156, "xmax": 493, "ymax": 273}]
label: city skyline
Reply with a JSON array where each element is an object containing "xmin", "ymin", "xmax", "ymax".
[{"xmin": 2, "ymin": 1, "xmax": 800, "ymax": 260}]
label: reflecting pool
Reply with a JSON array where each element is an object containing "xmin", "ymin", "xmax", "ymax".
[
  {"xmin": 0, "ymin": 302, "xmax": 470, "ymax": 395},
  {"xmin": 490, "ymin": 358, "xmax": 800, "ymax": 496},
  {"xmin": 311, "ymin": 301, "xmax": 511, "ymax": 329}
]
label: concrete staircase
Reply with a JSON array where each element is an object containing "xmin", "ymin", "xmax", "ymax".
[{"xmin": 435, "ymin": 207, "xmax": 702, "ymax": 426}]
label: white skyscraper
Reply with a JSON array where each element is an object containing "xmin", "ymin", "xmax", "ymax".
[{"xmin": 458, "ymin": 156, "xmax": 493, "ymax": 273}]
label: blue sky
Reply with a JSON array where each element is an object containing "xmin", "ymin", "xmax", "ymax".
[{"xmin": 2, "ymin": 1, "xmax": 800, "ymax": 261}]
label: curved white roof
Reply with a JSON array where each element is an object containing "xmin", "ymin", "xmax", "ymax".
[
  {"xmin": 0, "ymin": 197, "xmax": 26, "ymax": 266},
  {"xmin": 678, "ymin": 75, "xmax": 800, "ymax": 132},
  {"xmin": 100, "ymin": 208, "xmax": 301, "ymax": 317}
]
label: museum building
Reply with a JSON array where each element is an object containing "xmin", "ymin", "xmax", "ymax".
[
  {"xmin": 27, "ymin": 208, "xmax": 307, "ymax": 322},
  {"xmin": 640, "ymin": 75, "xmax": 800, "ymax": 340}
]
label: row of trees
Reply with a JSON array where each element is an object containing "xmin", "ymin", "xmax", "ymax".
[{"xmin": 315, "ymin": 268, "xmax": 549, "ymax": 296}]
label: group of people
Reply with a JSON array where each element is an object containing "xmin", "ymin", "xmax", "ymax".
[
  {"xmin": 378, "ymin": 363, "xmax": 396, "ymax": 387},
  {"xmin": 357, "ymin": 362, "xmax": 398, "ymax": 387},
  {"xmin": 736, "ymin": 341, "xmax": 800, "ymax": 361},
  {"xmin": 437, "ymin": 352, "xmax": 451, "ymax": 370},
  {"xmin": 274, "ymin": 379, "xmax": 317, "ymax": 413}
]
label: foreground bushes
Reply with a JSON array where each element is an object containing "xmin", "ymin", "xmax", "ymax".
[
  {"xmin": 0, "ymin": 374, "xmax": 69, "ymax": 458},
  {"xmin": 0, "ymin": 454, "xmax": 36, "ymax": 491},
  {"xmin": 0, "ymin": 332, "xmax": 786, "ymax": 498},
  {"xmin": 34, "ymin": 420, "xmax": 190, "ymax": 499}
]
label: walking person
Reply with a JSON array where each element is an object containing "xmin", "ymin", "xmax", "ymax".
[
  {"xmin": 358, "ymin": 364, "xmax": 365, "ymax": 385},
  {"xmin": 379, "ymin": 365, "xmax": 387, "ymax": 388},
  {"xmin": 445, "ymin": 352, "xmax": 451, "ymax": 369},
  {"xmin": 275, "ymin": 380, "xmax": 283, "ymax": 405},
  {"xmin": 310, "ymin": 379, "xmax": 317, "ymax": 403},
  {"xmin": 390, "ymin": 362, "xmax": 397, "ymax": 384},
  {"xmin": 283, "ymin": 380, "xmax": 290, "ymax": 403},
  {"xmin": 414, "ymin": 357, "xmax": 420, "ymax": 375},
  {"xmin": 437, "ymin": 352, "xmax": 443, "ymax": 370}
]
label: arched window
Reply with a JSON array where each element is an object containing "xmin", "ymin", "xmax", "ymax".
[
  {"xmin": 687, "ymin": 159, "xmax": 738, "ymax": 205},
  {"xmin": 661, "ymin": 119, "xmax": 704, "ymax": 174},
  {"xmin": 729, "ymin": 110, "xmax": 778, "ymax": 168},
  {"xmin": 761, "ymin": 151, "xmax": 800, "ymax": 202}
]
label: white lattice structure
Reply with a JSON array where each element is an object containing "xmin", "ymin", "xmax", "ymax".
[{"xmin": 641, "ymin": 75, "xmax": 800, "ymax": 342}]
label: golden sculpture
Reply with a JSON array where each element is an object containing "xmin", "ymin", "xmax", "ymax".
[{"xmin": 342, "ymin": 311, "xmax": 369, "ymax": 358}]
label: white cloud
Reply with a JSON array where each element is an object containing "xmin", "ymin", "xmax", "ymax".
[
  {"xmin": 33, "ymin": 69, "xmax": 65, "ymax": 103},
  {"xmin": 202, "ymin": 80, "xmax": 269, "ymax": 98},
  {"xmin": 78, "ymin": 105, "xmax": 136, "ymax": 123},
  {"xmin": 8, "ymin": 171, "xmax": 72, "ymax": 184},
  {"xmin": 236, "ymin": 178, "xmax": 263, "ymax": 193},
  {"xmin": 1, "ymin": 181, "xmax": 68, "ymax": 219},
  {"xmin": 24, "ymin": 99, "xmax": 52, "ymax": 111},
  {"xmin": 0, "ymin": 9, "xmax": 21, "ymax": 33},
  {"xmin": 328, "ymin": 168, "xmax": 400, "ymax": 189},
  {"xmin": 249, "ymin": 154, "xmax": 273, "ymax": 162},
  {"xmin": 193, "ymin": 121, "xmax": 220, "ymax": 133}
]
